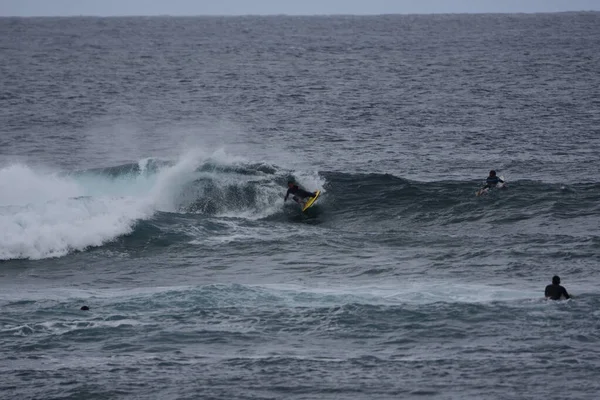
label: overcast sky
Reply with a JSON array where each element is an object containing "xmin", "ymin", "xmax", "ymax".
[{"xmin": 1, "ymin": 0, "xmax": 599, "ymax": 17}]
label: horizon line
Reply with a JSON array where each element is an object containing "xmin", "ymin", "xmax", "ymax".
[{"xmin": 1, "ymin": 10, "xmax": 598, "ymax": 18}]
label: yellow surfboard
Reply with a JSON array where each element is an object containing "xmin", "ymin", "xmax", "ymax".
[{"xmin": 301, "ymin": 190, "xmax": 321, "ymax": 212}]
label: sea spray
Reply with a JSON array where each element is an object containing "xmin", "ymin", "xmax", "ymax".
[
  {"xmin": 0, "ymin": 150, "xmax": 306, "ymax": 259},
  {"xmin": 0, "ymin": 163, "xmax": 153, "ymax": 260}
]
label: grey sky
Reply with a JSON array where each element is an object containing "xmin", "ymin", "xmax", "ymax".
[{"xmin": 1, "ymin": 0, "xmax": 599, "ymax": 17}]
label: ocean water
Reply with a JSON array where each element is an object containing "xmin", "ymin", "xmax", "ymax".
[{"xmin": 1, "ymin": 13, "xmax": 600, "ymax": 400}]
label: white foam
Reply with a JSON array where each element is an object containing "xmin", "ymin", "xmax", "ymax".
[
  {"xmin": 1, "ymin": 192, "xmax": 152, "ymax": 260},
  {"xmin": 293, "ymin": 169, "xmax": 327, "ymax": 195},
  {"xmin": 0, "ymin": 151, "xmax": 208, "ymax": 260},
  {"xmin": 209, "ymin": 147, "xmax": 247, "ymax": 165},
  {"xmin": 0, "ymin": 145, "xmax": 338, "ymax": 260},
  {"xmin": 0, "ymin": 281, "xmax": 547, "ymax": 312},
  {"xmin": 0, "ymin": 149, "xmax": 293, "ymax": 260},
  {"xmin": 259, "ymin": 281, "xmax": 541, "ymax": 306},
  {"xmin": 0, "ymin": 164, "xmax": 82, "ymax": 207},
  {"xmin": 148, "ymin": 149, "xmax": 208, "ymax": 212}
]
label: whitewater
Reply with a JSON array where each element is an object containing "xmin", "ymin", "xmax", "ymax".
[{"xmin": 0, "ymin": 149, "xmax": 304, "ymax": 260}]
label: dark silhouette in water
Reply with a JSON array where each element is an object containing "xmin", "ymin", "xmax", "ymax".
[
  {"xmin": 80, "ymin": 306, "xmax": 90, "ymax": 311},
  {"xmin": 545, "ymin": 276, "xmax": 571, "ymax": 300}
]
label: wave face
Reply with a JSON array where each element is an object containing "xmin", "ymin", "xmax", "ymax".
[
  {"xmin": 3, "ymin": 152, "xmax": 599, "ymax": 261},
  {"xmin": 0, "ymin": 150, "xmax": 292, "ymax": 260},
  {"xmin": 321, "ymin": 172, "xmax": 600, "ymax": 226}
]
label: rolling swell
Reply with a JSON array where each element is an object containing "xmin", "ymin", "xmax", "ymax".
[
  {"xmin": 319, "ymin": 172, "xmax": 600, "ymax": 228},
  {"xmin": 4, "ymin": 156, "xmax": 599, "ymax": 260},
  {"xmin": 91, "ymin": 165, "xmax": 600, "ymax": 251},
  {"xmin": 92, "ymin": 167, "xmax": 600, "ymax": 278},
  {"xmin": 0, "ymin": 156, "xmax": 287, "ymax": 260},
  {"xmin": 78, "ymin": 164, "xmax": 600, "ymax": 229}
]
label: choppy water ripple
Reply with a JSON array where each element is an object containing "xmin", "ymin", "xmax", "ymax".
[{"xmin": 2, "ymin": 285, "xmax": 600, "ymax": 399}]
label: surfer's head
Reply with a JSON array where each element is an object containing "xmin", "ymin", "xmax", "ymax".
[
  {"xmin": 287, "ymin": 180, "xmax": 295, "ymax": 188},
  {"xmin": 489, "ymin": 170, "xmax": 496, "ymax": 177},
  {"xmin": 552, "ymin": 275, "xmax": 560, "ymax": 285}
]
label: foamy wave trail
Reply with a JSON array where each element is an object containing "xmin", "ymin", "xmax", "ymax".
[
  {"xmin": 0, "ymin": 163, "xmax": 154, "ymax": 260},
  {"xmin": 0, "ymin": 149, "xmax": 307, "ymax": 260},
  {"xmin": 0, "ymin": 151, "xmax": 199, "ymax": 260}
]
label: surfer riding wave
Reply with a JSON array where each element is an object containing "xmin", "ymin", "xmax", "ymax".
[{"xmin": 284, "ymin": 181, "xmax": 317, "ymax": 208}]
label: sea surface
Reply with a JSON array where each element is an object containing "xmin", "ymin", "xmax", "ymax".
[{"xmin": 1, "ymin": 13, "xmax": 600, "ymax": 400}]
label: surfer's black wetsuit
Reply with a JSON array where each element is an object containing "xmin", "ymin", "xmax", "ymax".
[
  {"xmin": 284, "ymin": 185, "xmax": 315, "ymax": 202},
  {"xmin": 545, "ymin": 283, "xmax": 570, "ymax": 300},
  {"xmin": 483, "ymin": 176, "xmax": 504, "ymax": 189}
]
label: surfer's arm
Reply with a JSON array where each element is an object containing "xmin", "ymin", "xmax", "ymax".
[
  {"xmin": 562, "ymin": 287, "xmax": 571, "ymax": 299},
  {"xmin": 284, "ymin": 188, "xmax": 291, "ymax": 201}
]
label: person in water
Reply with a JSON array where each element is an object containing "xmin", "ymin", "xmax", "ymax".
[
  {"xmin": 545, "ymin": 275, "xmax": 571, "ymax": 300},
  {"xmin": 482, "ymin": 170, "xmax": 504, "ymax": 190},
  {"xmin": 284, "ymin": 181, "xmax": 316, "ymax": 207}
]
